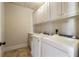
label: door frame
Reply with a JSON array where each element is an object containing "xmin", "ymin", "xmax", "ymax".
[{"xmin": 0, "ymin": 2, "xmax": 4, "ymax": 57}]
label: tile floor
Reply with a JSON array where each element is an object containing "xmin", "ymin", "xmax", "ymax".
[{"xmin": 3, "ymin": 47, "xmax": 32, "ymax": 57}]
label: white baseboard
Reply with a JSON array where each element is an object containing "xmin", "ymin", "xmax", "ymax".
[{"xmin": 4, "ymin": 43, "xmax": 27, "ymax": 52}]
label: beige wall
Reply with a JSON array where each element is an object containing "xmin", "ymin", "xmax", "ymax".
[
  {"xmin": 5, "ymin": 3, "xmax": 33, "ymax": 51},
  {"xmin": 34, "ymin": 17, "xmax": 79, "ymax": 36}
]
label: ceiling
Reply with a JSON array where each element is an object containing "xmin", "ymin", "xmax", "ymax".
[{"xmin": 11, "ymin": 2, "xmax": 44, "ymax": 11}]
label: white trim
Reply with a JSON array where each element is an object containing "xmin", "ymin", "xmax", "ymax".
[{"xmin": 4, "ymin": 43, "xmax": 27, "ymax": 52}]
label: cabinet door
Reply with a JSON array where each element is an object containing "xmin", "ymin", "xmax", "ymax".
[
  {"xmin": 41, "ymin": 40, "xmax": 69, "ymax": 57},
  {"xmin": 68, "ymin": 2, "xmax": 77, "ymax": 14},
  {"xmin": 50, "ymin": 2, "xmax": 62, "ymax": 21},
  {"xmin": 61, "ymin": 2, "xmax": 68, "ymax": 16},
  {"xmin": 62, "ymin": 2, "xmax": 77, "ymax": 18},
  {"xmin": 31, "ymin": 36, "xmax": 40, "ymax": 57},
  {"xmin": 34, "ymin": 3, "xmax": 49, "ymax": 24},
  {"xmin": 50, "ymin": 2, "xmax": 58, "ymax": 20},
  {"xmin": 57, "ymin": 2, "xmax": 62, "ymax": 17}
]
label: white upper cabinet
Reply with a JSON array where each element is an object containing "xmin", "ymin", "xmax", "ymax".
[
  {"xmin": 33, "ymin": 2, "xmax": 78, "ymax": 24},
  {"xmin": 62, "ymin": 2, "xmax": 78, "ymax": 18},
  {"xmin": 34, "ymin": 3, "xmax": 49, "ymax": 24},
  {"xmin": 61, "ymin": 2, "xmax": 68, "ymax": 16},
  {"xmin": 50, "ymin": 2, "xmax": 78, "ymax": 21},
  {"xmin": 50, "ymin": 2, "xmax": 62, "ymax": 21}
]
